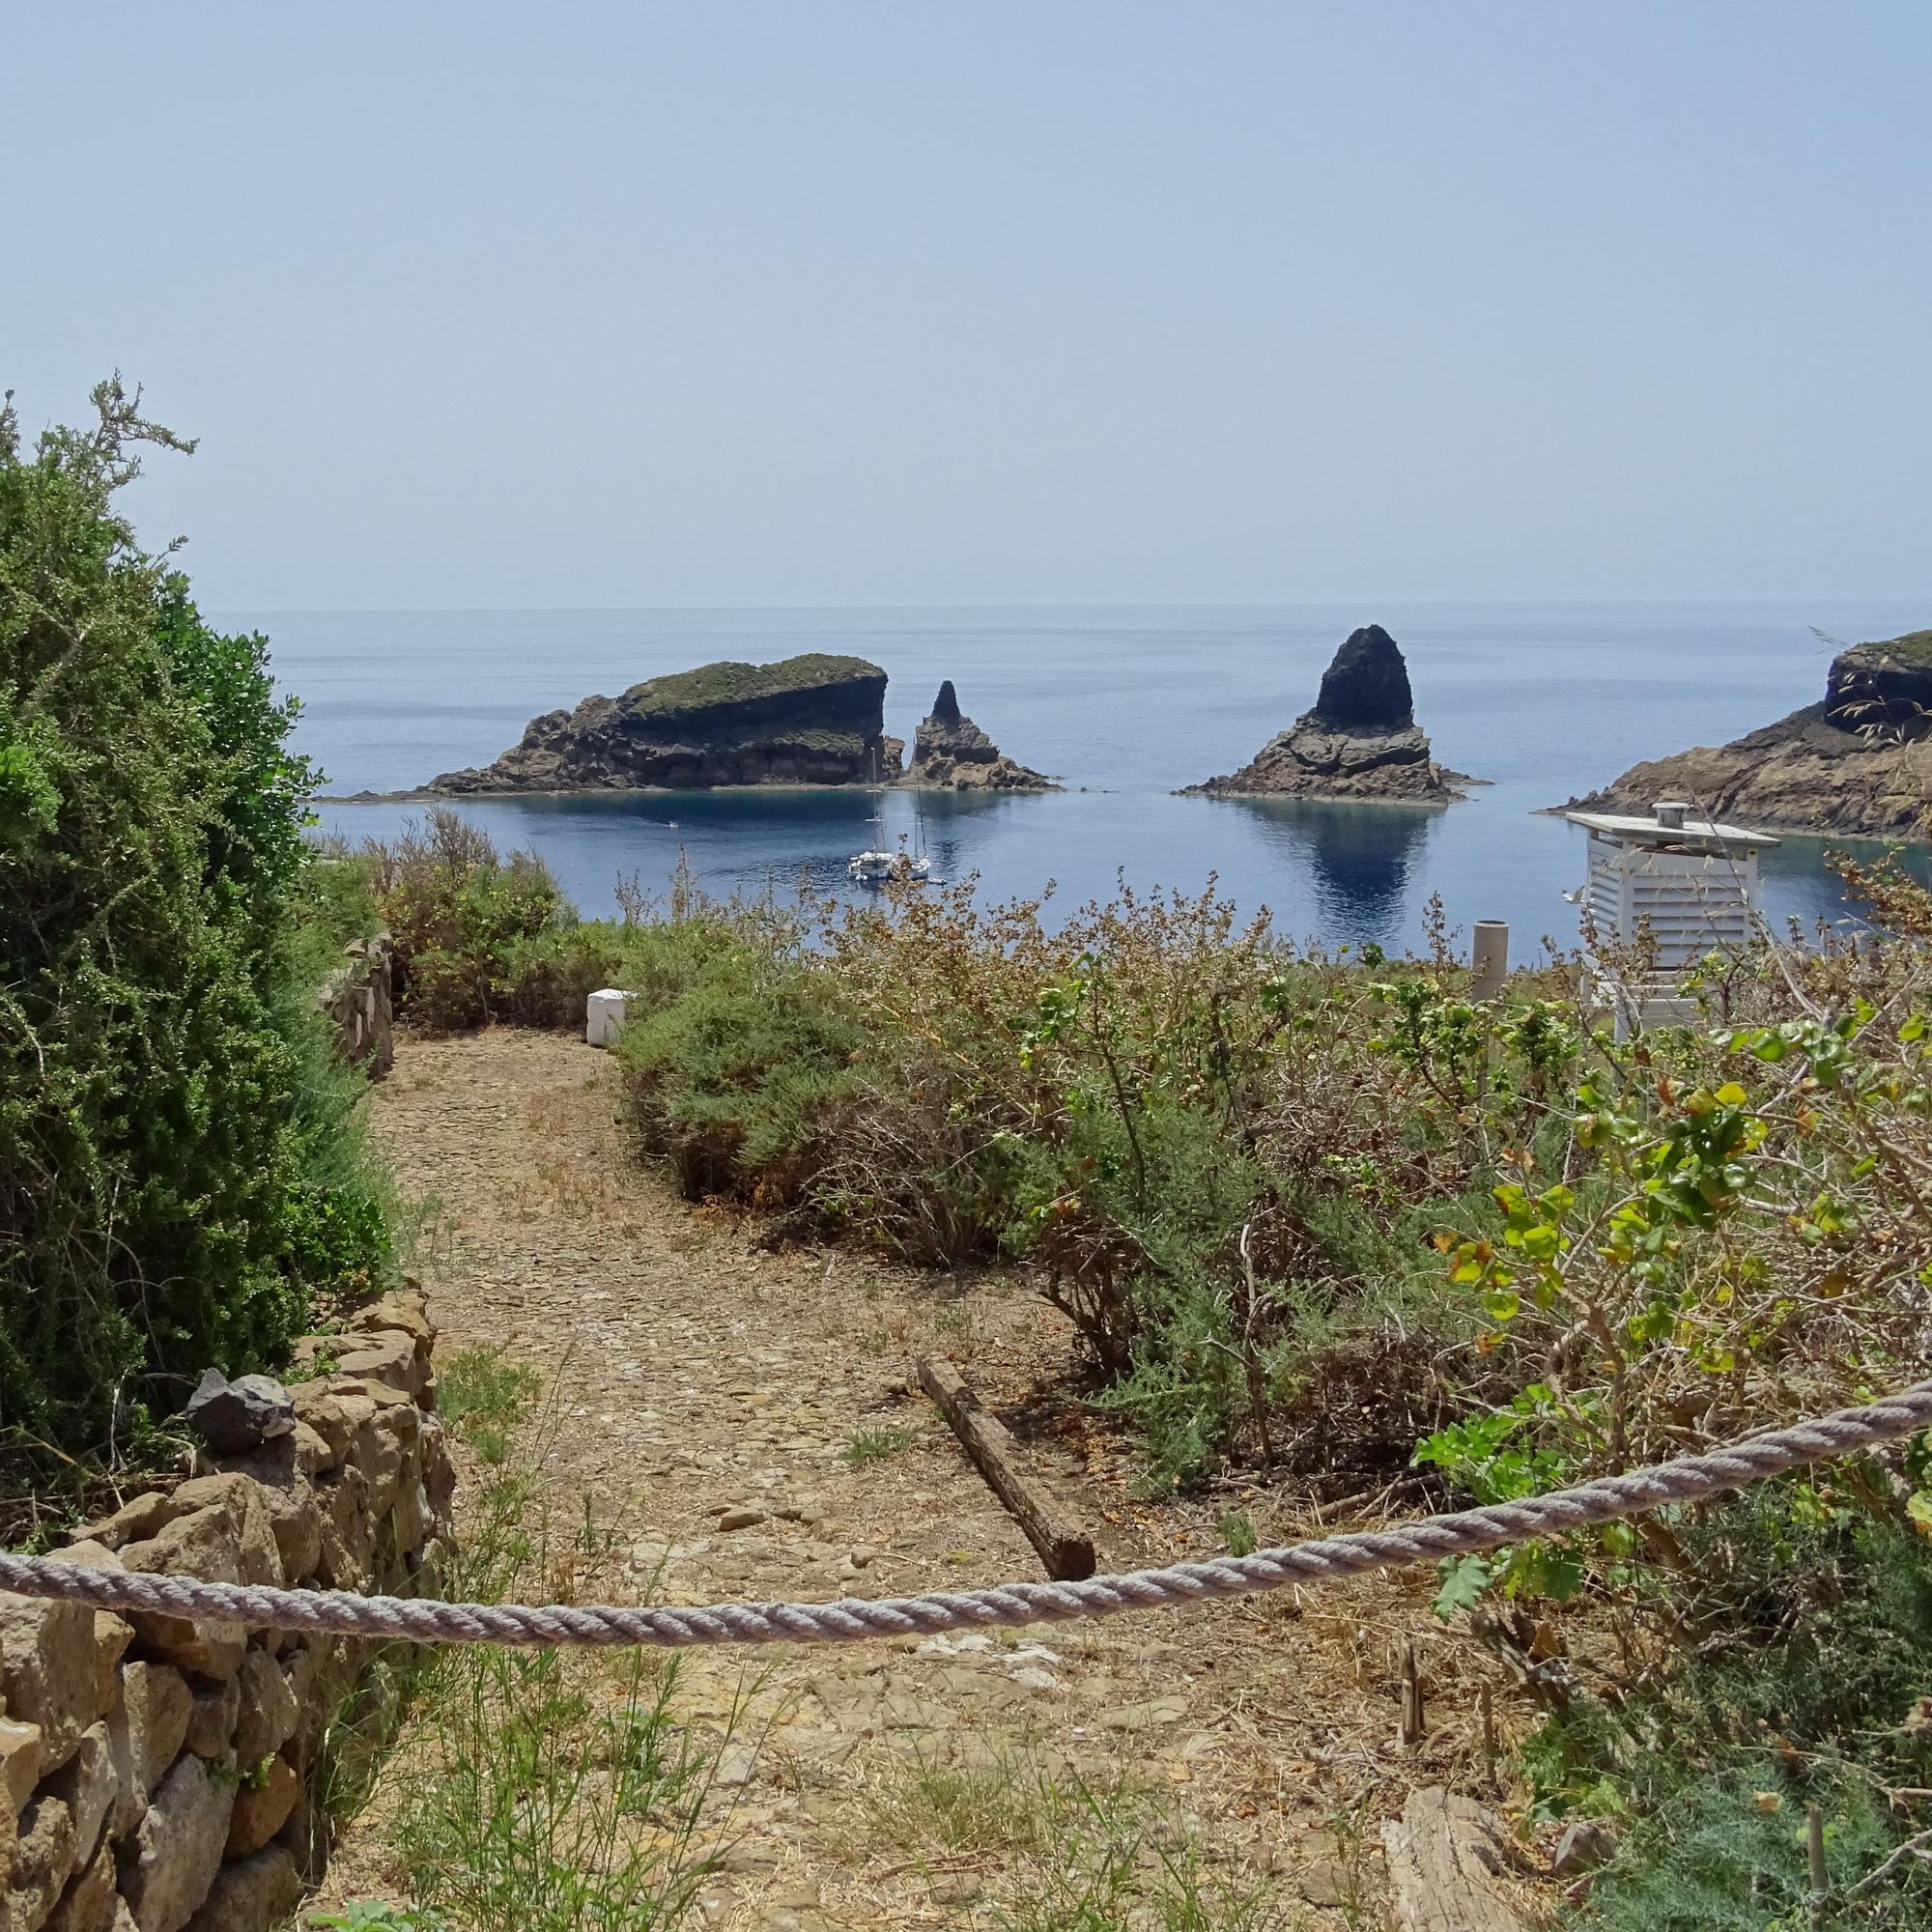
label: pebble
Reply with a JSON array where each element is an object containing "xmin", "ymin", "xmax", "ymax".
[{"xmin": 717, "ymin": 1505, "xmax": 768, "ymax": 1531}]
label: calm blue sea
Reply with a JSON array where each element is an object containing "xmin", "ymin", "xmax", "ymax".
[{"xmin": 247, "ymin": 604, "xmax": 1932, "ymax": 956}]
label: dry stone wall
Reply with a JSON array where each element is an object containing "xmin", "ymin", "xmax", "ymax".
[
  {"xmin": 2, "ymin": 1291, "xmax": 453, "ymax": 1932},
  {"xmin": 316, "ymin": 936, "xmax": 394, "ymax": 1081}
]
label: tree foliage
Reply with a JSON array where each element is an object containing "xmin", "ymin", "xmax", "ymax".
[{"xmin": 0, "ymin": 379, "xmax": 391, "ymax": 1462}]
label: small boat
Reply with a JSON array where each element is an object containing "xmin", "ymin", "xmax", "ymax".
[
  {"xmin": 847, "ymin": 743, "xmax": 931, "ymax": 887},
  {"xmin": 848, "ymin": 848, "xmax": 931, "ymax": 886}
]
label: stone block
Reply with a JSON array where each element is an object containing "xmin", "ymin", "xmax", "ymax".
[
  {"xmin": 180, "ymin": 1845, "xmax": 299, "ymax": 1932},
  {"xmin": 162, "ymin": 1482, "xmax": 282, "ymax": 1591},
  {"xmin": 419, "ymin": 1416, "xmax": 456, "ymax": 1530},
  {"xmin": 1, "ymin": 1595, "xmax": 98, "ymax": 1773},
  {"xmin": 287, "ymin": 1387, "xmax": 350, "ymax": 1470},
  {"xmin": 2, "ymin": 1716, "xmax": 43, "ymax": 1814},
  {"xmin": 43, "ymin": 1835, "xmax": 118, "ymax": 1932},
  {"xmin": 182, "ymin": 1679, "xmax": 238, "ymax": 1763},
  {"xmin": 200, "ymin": 1450, "xmax": 321, "ymax": 1585},
  {"xmin": 221, "ymin": 1755, "xmax": 298, "ymax": 1861},
  {"xmin": 332, "ymin": 1330, "xmax": 425, "ymax": 1404},
  {"xmin": 43, "ymin": 1546, "xmax": 134, "ymax": 1729},
  {"xmin": 349, "ymin": 1290, "xmax": 433, "ymax": 1372},
  {"xmin": 289, "ymin": 1424, "xmax": 332, "ymax": 1479},
  {"xmin": 313, "ymin": 1466, "xmax": 376, "ymax": 1594},
  {"xmin": 116, "ymin": 1754, "xmax": 233, "ymax": 1932},
  {"xmin": 7, "ymin": 1792, "xmax": 76, "ymax": 1932},
  {"xmin": 229, "ymin": 1654, "xmax": 297, "ymax": 1771},
  {"xmin": 89, "ymin": 1619, "xmax": 133, "ymax": 1728},
  {"xmin": 181, "ymin": 1374, "xmax": 295, "ymax": 1458},
  {"xmin": 116, "ymin": 1512, "xmax": 248, "ymax": 1682},
  {"xmin": 47, "ymin": 1720, "xmax": 116, "ymax": 1869},
  {"xmin": 72, "ymin": 1494, "xmax": 173, "ymax": 1554},
  {"xmin": 107, "ymin": 1663, "xmax": 191, "ymax": 1820}
]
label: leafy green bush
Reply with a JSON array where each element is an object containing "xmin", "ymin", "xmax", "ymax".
[
  {"xmin": 0, "ymin": 381, "xmax": 393, "ymax": 1468},
  {"xmin": 616, "ymin": 941, "xmax": 865, "ymax": 1202}
]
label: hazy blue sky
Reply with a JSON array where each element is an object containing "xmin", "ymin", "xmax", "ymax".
[{"xmin": 10, "ymin": 4, "xmax": 1928, "ymax": 608}]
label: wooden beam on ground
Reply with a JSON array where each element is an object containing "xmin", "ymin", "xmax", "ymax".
[
  {"xmin": 917, "ymin": 1356, "xmax": 1097, "ymax": 1581},
  {"xmin": 1381, "ymin": 1788, "xmax": 1534, "ymax": 1932}
]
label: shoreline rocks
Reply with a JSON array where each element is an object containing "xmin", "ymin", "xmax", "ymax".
[
  {"xmin": 1184, "ymin": 625, "xmax": 1474, "ymax": 804},
  {"xmin": 896, "ymin": 681, "xmax": 1059, "ymax": 792},
  {"xmin": 428, "ymin": 653, "xmax": 900, "ymax": 793},
  {"xmin": 1561, "ymin": 627, "xmax": 1932, "ymax": 839}
]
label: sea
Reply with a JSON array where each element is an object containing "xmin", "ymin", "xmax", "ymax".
[{"xmin": 252, "ymin": 603, "xmax": 1932, "ymax": 959}]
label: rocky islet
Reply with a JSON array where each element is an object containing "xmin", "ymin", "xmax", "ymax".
[
  {"xmin": 1185, "ymin": 624, "xmax": 1475, "ymax": 804},
  {"xmin": 898, "ymin": 680, "xmax": 1058, "ymax": 792},
  {"xmin": 429, "ymin": 653, "xmax": 899, "ymax": 793}
]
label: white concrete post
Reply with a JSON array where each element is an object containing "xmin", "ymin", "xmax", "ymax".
[{"xmin": 1469, "ymin": 921, "xmax": 1509, "ymax": 1001}]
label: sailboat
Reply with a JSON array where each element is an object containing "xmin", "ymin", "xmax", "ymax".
[{"xmin": 847, "ymin": 741, "xmax": 930, "ymax": 887}]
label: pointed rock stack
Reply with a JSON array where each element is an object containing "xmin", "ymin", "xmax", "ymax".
[
  {"xmin": 901, "ymin": 680, "xmax": 1059, "ymax": 791},
  {"xmin": 1187, "ymin": 625, "xmax": 1472, "ymax": 803}
]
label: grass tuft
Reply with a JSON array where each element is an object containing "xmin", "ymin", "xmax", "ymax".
[{"xmin": 843, "ymin": 1424, "xmax": 918, "ymax": 1465}]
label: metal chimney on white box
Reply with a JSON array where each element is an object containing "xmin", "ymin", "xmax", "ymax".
[{"xmin": 1559, "ymin": 801, "xmax": 1778, "ymax": 1037}]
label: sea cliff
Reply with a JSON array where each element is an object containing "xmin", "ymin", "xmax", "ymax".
[
  {"xmin": 1562, "ymin": 628, "xmax": 1932, "ymax": 838},
  {"xmin": 430, "ymin": 653, "xmax": 899, "ymax": 792}
]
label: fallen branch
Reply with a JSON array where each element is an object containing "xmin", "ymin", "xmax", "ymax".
[{"xmin": 917, "ymin": 1355, "xmax": 1097, "ymax": 1580}]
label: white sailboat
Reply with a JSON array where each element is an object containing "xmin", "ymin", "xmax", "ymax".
[{"xmin": 848, "ymin": 743, "xmax": 930, "ymax": 887}]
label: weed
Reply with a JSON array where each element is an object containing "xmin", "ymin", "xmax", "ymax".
[
  {"xmin": 1217, "ymin": 1508, "xmax": 1258, "ymax": 1557},
  {"xmin": 439, "ymin": 1346, "xmax": 542, "ymax": 1465},
  {"xmin": 327, "ymin": 1345, "xmax": 732, "ymax": 1932},
  {"xmin": 394, "ymin": 1646, "xmax": 724, "ymax": 1932},
  {"xmin": 844, "ymin": 1425, "xmax": 917, "ymax": 1465},
  {"xmin": 310, "ymin": 1907, "xmax": 449, "ymax": 1932}
]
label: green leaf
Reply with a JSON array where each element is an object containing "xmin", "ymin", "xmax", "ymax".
[{"xmin": 1431, "ymin": 1553, "xmax": 1494, "ymax": 1620}]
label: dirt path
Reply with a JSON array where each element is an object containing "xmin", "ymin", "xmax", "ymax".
[{"xmin": 336, "ymin": 1028, "xmax": 1489, "ymax": 1927}]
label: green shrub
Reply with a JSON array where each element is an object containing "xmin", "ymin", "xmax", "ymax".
[
  {"xmin": 617, "ymin": 948, "xmax": 864, "ymax": 1202},
  {"xmin": 1539, "ymin": 1499, "xmax": 1932, "ymax": 1927},
  {"xmin": 367, "ymin": 810, "xmax": 575, "ymax": 1031},
  {"xmin": 0, "ymin": 381, "xmax": 393, "ymax": 1468}
]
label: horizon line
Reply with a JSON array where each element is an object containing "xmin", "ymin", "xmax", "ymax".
[{"xmin": 210, "ymin": 594, "xmax": 1932, "ymax": 617}]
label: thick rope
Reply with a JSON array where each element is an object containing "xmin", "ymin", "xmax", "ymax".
[{"xmin": 4, "ymin": 1380, "xmax": 1929, "ymax": 1649}]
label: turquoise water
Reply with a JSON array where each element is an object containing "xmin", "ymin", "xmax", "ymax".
[{"xmin": 255, "ymin": 603, "xmax": 1932, "ymax": 953}]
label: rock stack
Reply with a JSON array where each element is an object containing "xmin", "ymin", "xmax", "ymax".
[
  {"xmin": 899, "ymin": 681, "xmax": 1058, "ymax": 791},
  {"xmin": 1186, "ymin": 625, "xmax": 1472, "ymax": 803},
  {"xmin": 1561, "ymin": 627, "xmax": 1932, "ymax": 839}
]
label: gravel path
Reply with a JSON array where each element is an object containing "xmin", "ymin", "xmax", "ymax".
[{"xmin": 334, "ymin": 1027, "xmax": 1481, "ymax": 1926}]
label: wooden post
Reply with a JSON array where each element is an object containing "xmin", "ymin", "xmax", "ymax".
[
  {"xmin": 1470, "ymin": 922, "xmax": 1509, "ymax": 1001},
  {"xmin": 1382, "ymin": 1788, "xmax": 1531, "ymax": 1932},
  {"xmin": 1400, "ymin": 1639, "xmax": 1426, "ymax": 1747},
  {"xmin": 1806, "ymin": 1804, "xmax": 1829, "ymax": 1928},
  {"xmin": 918, "ymin": 1357, "xmax": 1096, "ymax": 1580}
]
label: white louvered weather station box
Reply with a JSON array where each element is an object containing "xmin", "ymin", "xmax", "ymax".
[{"xmin": 1560, "ymin": 801, "xmax": 1779, "ymax": 1036}]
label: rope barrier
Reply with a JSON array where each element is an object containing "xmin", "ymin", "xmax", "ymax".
[{"xmin": 4, "ymin": 1379, "xmax": 1929, "ymax": 1649}]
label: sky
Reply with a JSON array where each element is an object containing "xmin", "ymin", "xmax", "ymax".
[{"xmin": 8, "ymin": 3, "xmax": 1930, "ymax": 609}]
